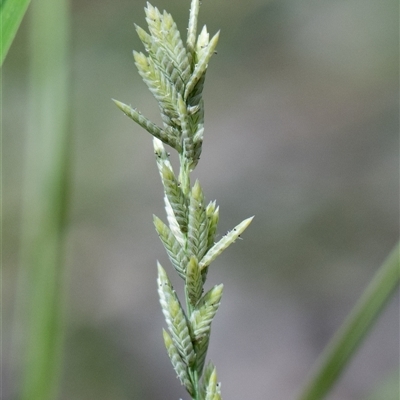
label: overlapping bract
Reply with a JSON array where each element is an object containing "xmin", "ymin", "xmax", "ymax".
[{"xmin": 114, "ymin": 1, "xmax": 253, "ymax": 398}]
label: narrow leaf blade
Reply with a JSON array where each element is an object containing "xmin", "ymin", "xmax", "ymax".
[{"xmin": 1, "ymin": 0, "xmax": 31, "ymax": 65}]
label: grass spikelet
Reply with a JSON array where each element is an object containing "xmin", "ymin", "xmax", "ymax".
[
  {"xmin": 154, "ymin": 215, "xmax": 188, "ymax": 279},
  {"xmin": 200, "ymin": 362, "xmax": 215, "ymax": 395},
  {"xmin": 157, "ymin": 263, "xmax": 195, "ymax": 366},
  {"xmin": 133, "ymin": 50, "xmax": 179, "ymax": 127},
  {"xmin": 206, "ymin": 201, "xmax": 219, "ymax": 250},
  {"xmin": 153, "ymin": 139, "xmax": 186, "ymax": 244},
  {"xmin": 135, "ymin": 23, "xmax": 153, "ymax": 51},
  {"xmin": 196, "ymin": 25, "xmax": 210, "ymax": 60},
  {"xmin": 184, "ymin": 31, "xmax": 220, "ymax": 100},
  {"xmin": 160, "ymin": 10, "xmax": 191, "ymax": 83},
  {"xmin": 187, "ymin": 0, "xmax": 200, "ymax": 58},
  {"xmin": 112, "ymin": 99, "xmax": 181, "ymax": 151},
  {"xmin": 178, "ymin": 94, "xmax": 192, "ymax": 140},
  {"xmin": 164, "ymin": 195, "xmax": 185, "ymax": 247},
  {"xmin": 136, "ymin": 23, "xmax": 187, "ymax": 94},
  {"xmin": 153, "ymin": 137, "xmax": 173, "ymax": 172},
  {"xmin": 188, "ymin": 181, "xmax": 209, "ymax": 260},
  {"xmin": 163, "ymin": 329, "xmax": 195, "ymax": 396},
  {"xmin": 144, "ymin": 2, "xmax": 163, "ymax": 38},
  {"xmin": 204, "ymin": 367, "xmax": 221, "ymax": 400},
  {"xmin": 161, "ymin": 164, "xmax": 188, "ymax": 233},
  {"xmin": 200, "ymin": 216, "xmax": 254, "ymax": 270},
  {"xmin": 190, "ymin": 284, "xmax": 223, "ymax": 340},
  {"xmin": 186, "ymin": 256, "xmax": 203, "ymax": 306}
]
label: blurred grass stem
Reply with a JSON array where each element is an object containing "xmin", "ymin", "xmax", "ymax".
[
  {"xmin": 298, "ymin": 241, "xmax": 400, "ymax": 400},
  {"xmin": 17, "ymin": 0, "xmax": 71, "ymax": 399}
]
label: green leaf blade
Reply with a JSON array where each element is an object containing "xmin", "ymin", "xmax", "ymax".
[
  {"xmin": 1, "ymin": 0, "xmax": 31, "ymax": 65},
  {"xmin": 298, "ymin": 242, "xmax": 400, "ymax": 400}
]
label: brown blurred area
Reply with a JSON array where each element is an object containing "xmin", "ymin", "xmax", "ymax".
[{"xmin": 3, "ymin": 0, "xmax": 399, "ymax": 399}]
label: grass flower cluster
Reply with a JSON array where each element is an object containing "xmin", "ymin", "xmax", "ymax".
[
  {"xmin": 3, "ymin": 0, "xmax": 398, "ymax": 398},
  {"xmin": 113, "ymin": 0, "xmax": 253, "ymax": 398}
]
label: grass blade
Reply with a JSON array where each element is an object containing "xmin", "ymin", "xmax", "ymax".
[
  {"xmin": 17, "ymin": 0, "xmax": 71, "ymax": 399},
  {"xmin": 298, "ymin": 241, "xmax": 400, "ymax": 400},
  {"xmin": 0, "ymin": 0, "xmax": 31, "ymax": 65}
]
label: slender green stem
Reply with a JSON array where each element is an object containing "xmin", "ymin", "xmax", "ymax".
[
  {"xmin": 180, "ymin": 154, "xmax": 199, "ymax": 399},
  {"xmin": 16, "ymin": 0, "xmax": 71, "ymax": 399},
  {"xmin": 188, "ymin": 357, "xmax": 200, "ymax": 400},
  {"xmin": 298, "ymin": 241, "xmax": 400, "ymax": 400}
]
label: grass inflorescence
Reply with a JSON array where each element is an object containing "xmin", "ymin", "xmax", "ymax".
[{"xmin": 113, "ymin": 1, "xmax": 253, "ymax": 398}]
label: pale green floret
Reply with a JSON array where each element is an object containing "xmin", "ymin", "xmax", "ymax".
[
  {"xmin": 188, "ymin": 181, "xmax": 209, "ymax": 260},
  {"xmin": 163, "ymin": 329, "xmax": 195, "ymax": 396},
  {"xmin": 205, "ymin": 367, "xmax": 221, "ymax": 400},
  {"xmin": 200, "ymin": 362, "xmax": 215, "ymax": 399},
  {"xmin": 157, "ymin": 263, "xmax": 195, "ymax": 366},
  {"xmin": 161, "ymin": 164, "xmax": 188, "ymax": 233},
  {"xmin": 135, "ymin": 24, "xmax": 153, "ymax": 51},
  {"xmin": 187, "ymin": 0, "xmax": 200, "ymax": 58},
  {"xmin": 177, "ymin": 94, "xmax": 191, "ymax": 139},
  {"xmin": 154, "ymin": 216, "xmax": 188, "ymax": 279},
  {"xmin": 144, "ymin": 6, "xmax": 191, "ymax": 86},
  {"xmin": 153, "ymin": 137, "xmax": 173, "ymax": 173},
  {"xmin": 112, "ymin": 99, "xmax": 181, "ymax": 151},
  {"xmin": 186, "ymin": 256, "xmax": 203, "ymax": 306},
  {"xmin": 135, "ymin": 24, "xmax": 187, "ymax": 94},
  {"xmin": 133, "ymin": 50, "xmax": 180, "ymax": 127},
  {"xmin": 190, "ymin": 284, "xmax": 223, "ymax": 340},
  {"xmin": 153, "ymin": 140, "xmax": 186, "ymax": 244},
  {"xmin": 184, "ymin": 31, "xmax": 220, "ymax": 100},
  {"xmin": 206, "ymin": 201, "xmax": 219, "ymax": 250},
  {"xmin": 144, "ymin": 2, "xmax": 163, "ymax": 38},
  {"xmin": 199, "ymin": 216, "xmax": 254, "ymax": 270},
  {"xmin": 164, "ymin": 195, "xmax": 185, "ymax": 247},
  {"xmin": 196, "ymin": 25, "xmax": 210, "ymax": 59}
]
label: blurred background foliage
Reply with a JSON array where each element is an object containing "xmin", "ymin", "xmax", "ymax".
[{"xmin": 3, "ymin": 0, "xmax": 399, "ymax": 399}]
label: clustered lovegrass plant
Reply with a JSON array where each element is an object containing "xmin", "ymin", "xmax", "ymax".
[{"xmin": 113, "ymin": 0, "xmax": 253, "ymax": 398}]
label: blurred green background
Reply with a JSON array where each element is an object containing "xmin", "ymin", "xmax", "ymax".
[{"xmin": 3, "ymin": 0, "xmax": 399, "ymax": 399}]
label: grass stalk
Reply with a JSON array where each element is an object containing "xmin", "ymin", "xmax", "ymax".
[
  {"xmin": 17, "ymin": 0, "xmax": 71, "ymax": 399},
  {"xmin": 298, "ymin": 241, "xmax": 400, "ymax": 400}
]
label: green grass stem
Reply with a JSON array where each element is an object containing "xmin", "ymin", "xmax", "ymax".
[
  {"xmin": 298, "ymin": 241, "xmax": 400, "ymax": 400},
  {"xmin": 17, "ymin": 0, "xmax": 71, "ymax": 399}
]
